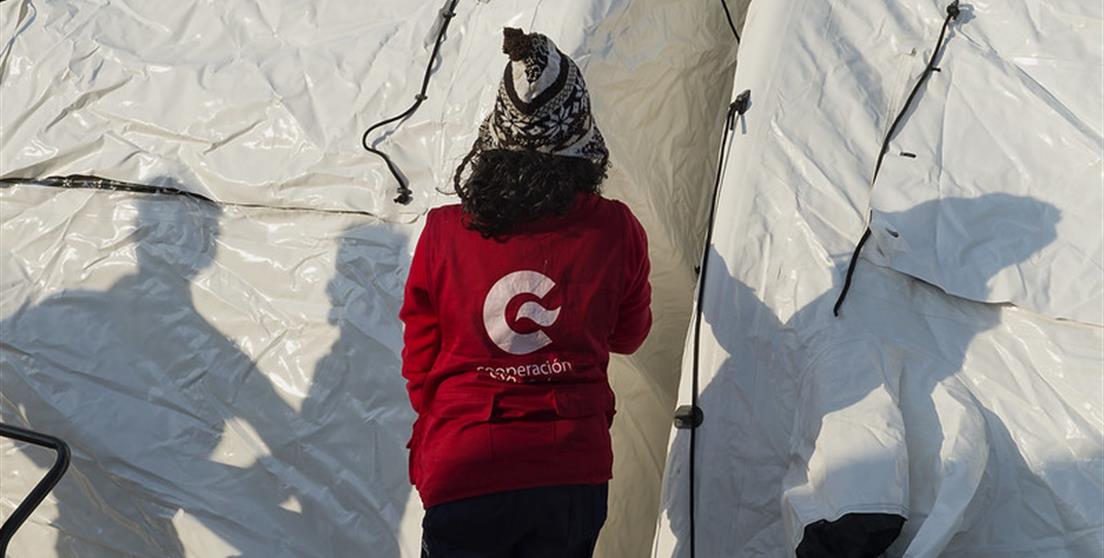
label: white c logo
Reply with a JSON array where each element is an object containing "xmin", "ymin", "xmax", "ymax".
[{"xmin": 482, "ymin": 270, "xmax": 561, "ymax": 355}]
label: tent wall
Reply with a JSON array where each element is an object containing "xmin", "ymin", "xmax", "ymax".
[
  {"xmin": 654, "ymin": 1, "xmax": 1103, "ymax": 556},
  {"xmin": 0, "ymin": 1, "xmax": 745, "ymax": 556}
]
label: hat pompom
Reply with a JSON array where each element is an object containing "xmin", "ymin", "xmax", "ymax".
[{"xmin": 502, "ymin": 27, "xmax": 531, "ymax": 61}]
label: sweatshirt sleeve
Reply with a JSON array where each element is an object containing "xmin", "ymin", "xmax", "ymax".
[
  {"xmin": 609, "ymin": 207, "xmax": 652, "ymax": 354},
  {"xmin": 399, "ymin": 211, "xmax": 441, "ymax": 415}
]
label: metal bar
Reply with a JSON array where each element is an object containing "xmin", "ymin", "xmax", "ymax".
[{"xmin": 0, "ymin": 423, "xmax": 71, "ymax": 555}]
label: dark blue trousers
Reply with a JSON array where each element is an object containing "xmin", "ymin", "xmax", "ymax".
[{"xmin": 420, "ymin": 483, "xmax": 608, "ymax": 558}]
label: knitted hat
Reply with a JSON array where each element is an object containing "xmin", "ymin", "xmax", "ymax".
[{"xmin": 461, "ymin": 28, "xmax": 608, "ymax": 169}]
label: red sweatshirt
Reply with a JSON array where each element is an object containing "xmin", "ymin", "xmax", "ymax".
[{"xmin": 399, "ymin": 192, "xmax": 652, "ymax": 508}]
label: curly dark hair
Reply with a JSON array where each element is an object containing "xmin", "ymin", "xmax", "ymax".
[{"xmin": 453, "ymin": 148, "xmax": 609, "ymax": 239}]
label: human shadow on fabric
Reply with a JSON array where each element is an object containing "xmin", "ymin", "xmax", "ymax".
[
  {"xmin": 659, "ymin": 194, "xmax": 1091, "ymax": 557},
  {"xmin": 0, "ymin": 190, "xmax": 301, "ymax": 557},
  {"xmin": 247, "ymin": 224, "xmax": 415, "ymax": 557}
]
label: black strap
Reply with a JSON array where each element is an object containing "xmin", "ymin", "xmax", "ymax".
[
  {"xmin": 686, "ymin": 89, "xmax": 750, "ymax": 558},
  {"xmin": 721, "ymin": 0, "xmax": 742, "ymax": 43},
  {"xmin": 361, "ymin": 1, "xmax": 461, "ymax": 205},
  {"xmin": 833, "ymin": 1, "xmax": 962, "ymax": 317},
  {"xmin": 0, "ymin": 175, "xmax": 382, "ymax": 218}
]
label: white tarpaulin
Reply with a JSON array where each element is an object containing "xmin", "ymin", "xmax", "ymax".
[
  {"xmin": 5, "ymin": 0, "xmax": 1102, "ymax": 556},
  {"xmin": 655, "ymin": 1, "xmax": 1102, "ymax": 557},
  {"xmin": 0, "ymin": 0, "xmax": 746, "ymax": 556},
  {"xmin": 868, "ymin": 1, "xmax": 1103, "ymax": 325}
]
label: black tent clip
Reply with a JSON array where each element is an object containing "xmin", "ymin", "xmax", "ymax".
[
  {"xmin": 728, "ymin": 89, "xmax": 751, "ymax": 130},
  {"xmin": 733, "ymin": 89, "xmax": 751, "ymax": 115},
  {"xmin": 674, "ymin": 405, "xmax": 704, "ymax": 429},
  {"xmin": 946, "ymin": 0, "xmax": 961, "ymax": 19}
]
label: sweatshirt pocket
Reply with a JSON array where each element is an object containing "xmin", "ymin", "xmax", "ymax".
[
  {"xmin": 554, "ymin": 384, "xmax": 616, "ymax": 427},
  {"xmin": 552, "ymin": 389, "xmax": 612, "ymax": 418},
  {"xmin": 420, "ymin": 395, "xmax": 494, "ymax": 485},
  {"xmin": 551, "ymin": 387, "xmax": 614, "ymax": 456},
  {"xmin": 429, "ymin": 392, "xmax": 494, "ymax": 420}
]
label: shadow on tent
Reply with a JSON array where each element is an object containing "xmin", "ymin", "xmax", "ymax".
[
  {"xmin": 662, "ymin": 194, "xmax": 1099, "ymax": 556},
  {"xmin": 0, "ymin": 184, "xmax": 414, "ymax": 557}
]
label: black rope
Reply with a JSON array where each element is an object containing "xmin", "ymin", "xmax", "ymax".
[
  {"xmin": 834, "ymin": 227, "xmax": 872, "ymax": 316},
  {"xmin": 833, "ymin": 1, "xmax": 962, "ymax": 317},
  {"xmin": 0, "ymin": 175, "xmax": 383, "ymax": 218},
  {"xmin": 361, "ymin": 0, "xmax": 460, "ymax": 205},
  {"xmin": 720, "ymin": 0, "xmax": 741, "ymax": 43},
  {"xmin": 685, "ymin": 89, "xmax": 749, "ymax": 558}
]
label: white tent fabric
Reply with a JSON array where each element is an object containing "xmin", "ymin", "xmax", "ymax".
[
  {"xmin": 5, "ymin": 0, "xmax": 1102, "ymax": 557},
  {"xmin": 655, "ymin": 1, "xmax": 1102, "ymax": 557},
  {"xmin": 2, "ymin": 187, "xmax": 422, "ymax": 557},
  {"xmin": 0, "ymin": 1, "xmax": 745, "ymax": 556},
  {"xmin": 868, "ymin": 1, "xmax": 1103, "ymax": 325}
]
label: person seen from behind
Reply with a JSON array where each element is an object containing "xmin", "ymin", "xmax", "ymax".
[{"xmin": 399, "ymin": 27, "xmax": 652, "ymax": 558}]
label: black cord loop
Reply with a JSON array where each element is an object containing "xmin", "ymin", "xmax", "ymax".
[
  {"xmin": 833, "ymin": 1, "xmax": 962, "ymax": 317},
  {"xmin": 361, "ymin": 1, "xmax": 461, "ymax": 205}
]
